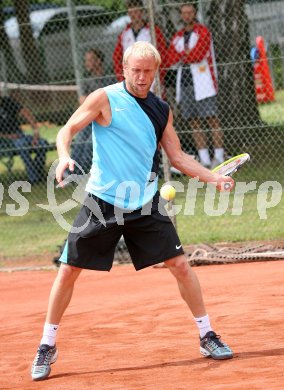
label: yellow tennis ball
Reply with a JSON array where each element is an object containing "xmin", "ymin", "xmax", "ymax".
[{"xmin": 160, "ymin": 184, "xmax": 176, "ymax": 201}]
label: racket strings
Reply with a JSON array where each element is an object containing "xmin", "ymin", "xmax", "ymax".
[{"xmin": 213, "ymin": 154, "xmax": 250, "ymax": 176}]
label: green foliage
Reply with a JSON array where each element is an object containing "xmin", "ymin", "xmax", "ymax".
[
  {"xmin": 259, "ymin": 90, "xmax": 284, "ymax": 124},
  {"xmin": 268, "ymin": 44, "xmax": 284, "ymax": 90},
  {"xmin": 1, "ymin": 0, "xmax": 126, "ymax": 11},
  {"xmin": 27, "ymin": 0, "xmax": 124, "ymax": 11}
]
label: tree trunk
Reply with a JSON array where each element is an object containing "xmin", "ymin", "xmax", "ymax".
[
  {"xmin": 207, "ymin": 0, "xmax": 262, "ymax": 149},
  {"xmin": 0, "ymin": 0, "xmax": 25, "ymax": 83},
  {"xmin": 13, "ymin": 0, "xmax": 46, "ymax": 83}
]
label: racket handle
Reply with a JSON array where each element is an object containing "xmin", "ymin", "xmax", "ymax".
[{"xmin": 224, "ymin": 182, "xmax": 231, "ymax": 190}]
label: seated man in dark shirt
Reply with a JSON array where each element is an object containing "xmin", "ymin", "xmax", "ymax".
[
  {"xmin": 70, "ymin": 48, "xmax": 116, "ymax": 175},
  {"xmin": 0, "ymin": 94, "xmax": 48, "ymax": 184}
]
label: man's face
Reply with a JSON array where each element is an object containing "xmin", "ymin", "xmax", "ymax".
[
  {"xmin": 181, "ymin": 5, "xmax": 197, "ymax": 25},
  {"xmin": 123, "ymin": 54, "xmax": 157, "ymax": 98},
  {"xmin": 128, "ymin": 7, "xmax": 144, "ymax": 24},
  {"xmin": 84, "ymin": 52, "xmax": 102, "ymax": 73}
]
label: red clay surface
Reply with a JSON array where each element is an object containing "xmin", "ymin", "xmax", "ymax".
[{"xmin": 1, "ymin": 261, "xmax": 284, "ymax": 390}]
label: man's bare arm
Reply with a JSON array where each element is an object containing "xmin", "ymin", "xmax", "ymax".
[
  {"xmin": 56, "ymin": 88, "xmax": 108, "ymax": 185},
  {"xmin": 160, "ymin": 109, "xmax": 234, "ymax": 191}
]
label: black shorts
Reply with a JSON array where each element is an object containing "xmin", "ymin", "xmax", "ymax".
[{"xmin": 59, "ymin": 192, "xmax": 184, "ymax": 271}]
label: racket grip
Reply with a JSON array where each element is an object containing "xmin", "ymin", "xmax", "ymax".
[{"xmin": 224, "ymin": 182, "xmax": 231, "ymax": 190}]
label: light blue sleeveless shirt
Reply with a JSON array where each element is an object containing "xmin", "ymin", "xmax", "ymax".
[{"xmin": 85, "ymin": 82, "xmax": 169, "ymax": 210}]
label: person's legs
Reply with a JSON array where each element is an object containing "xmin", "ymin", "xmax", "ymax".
[
  {"xmin": 208, "ymin": 116, "xmax": 223, "ymax": 149},
  {"xmin": 13, "ymin": 135, "xmax": 37, "ymax": 183},
  {"xmin": 190, "ymin": 118, "xmax": 207, "ymax": 150},
  {"xmin": 31, "ymin": 197, "xmax": 123, "ymax": 381},
  {"xmin": 13, "ymin": 135, "xmax": 47, "ymax": 183},
  {"xmin": 192, "ymin": 96, "xmax": 225, "ymax": 168},
  {"xmin": 189, "ymin": 118, "xmax": 211, "ymax": 168},
  {"xmin": 45, "ymin": 263, "xmax": 82, "ymax": 324},
  {"xmin": 33, "ymin": 138, "xmax": 47, "ymax": 181},
  {"xmin": 207, "ymin": 116, "xmax": 225, "ymax": 167},
  {"xmin": 71, "ymin": 125, "xmax": 92, "ymax": 174},
  {"xmin": 31, "ymin": 264, "xmax": 82, "ymax": 381},
  {"xmin": 164, "ymin": 254, "xmax": 206, "ymax": 317},
  {"xmin": 164, "ymin": 254, "xmax": 233, "ymax": 360},
  {"xmin": 180, "ymin": 84, "xmax": 210, "ymax": 168},
  {"xmin": 80, "ymin": 139, "xmax": 93, "ymax": 174},
  {"xmin": 125, "ymin": 209, "xmax": 207, "ymax": 318}
]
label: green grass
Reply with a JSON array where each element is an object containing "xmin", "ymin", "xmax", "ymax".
[
  {"xmin": 1, "ymin": 176, "xmax": 283, "ymax": 260},
  {"xmin": 175, "ymin": 186, "xmax": 284, "ymax": 244},
  {"xmin": 0, "ymin": 210, "xmax": 72, "ymax": 259},
  {"xmin": 259, "ymin": 90, "xmax": 284, "ymax": 124},
  {"xmin": 0, "ymin": 183, "xmax": 80, "ymax": 258}
]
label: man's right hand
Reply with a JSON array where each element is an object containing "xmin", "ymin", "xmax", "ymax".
[
  {"xmin": 211, "ymin": 173, "xmax": 235, "ymax": 192},
  {"xmin": 56, "ymin": 156, "xmax": 75, "ymax": 187}
]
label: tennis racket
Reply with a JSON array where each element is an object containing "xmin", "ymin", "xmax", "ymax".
[{"xmin": 212, "ymin": 153, "xmax": 250, "ymax": 190}]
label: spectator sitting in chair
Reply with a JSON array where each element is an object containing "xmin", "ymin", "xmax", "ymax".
[
  {"xmin": 0, "ymin": 93, "xmax": 48, "ymax": 184},
  {"xmin": 70, "ymin": 48, "xmax": 116, "ymax": 175}
]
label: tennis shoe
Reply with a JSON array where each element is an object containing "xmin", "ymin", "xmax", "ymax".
[
  {"xmin": 200, "ymin": 331, "xmax": 233, "ymax": 360},
  {"xmin": 31, "ymin": 344, "xmax": 58, "ymax": 381}
]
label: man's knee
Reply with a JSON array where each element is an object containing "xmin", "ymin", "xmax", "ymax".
[
  {"xmin": 36, "ymin": 139, "xmax": 48, "ymax": 155},
  {"xmin": 57, "ymin": 264, "xmax": 81, "ymax": 285},
  {"xmin": 165, "ymin": 255, "xmax": 191, "ymax": 278},
  {"xmin": 14, "ymin": 135, "xmax": 33, "ymax": 152},
  {"xmin": 13, "ymin": 137, "xmax": 26, "ymax": 148}
]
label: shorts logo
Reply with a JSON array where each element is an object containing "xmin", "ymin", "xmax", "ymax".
[
  {"xmin": 176, "ymin": 244, "xmax": 182, "ymax": 250},
  {"xmin": 115, "ymin": 107, "xmax": 127, "ymax": 112}
]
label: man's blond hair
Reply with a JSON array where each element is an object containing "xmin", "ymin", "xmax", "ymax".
[{"xmin": 123, "ymin": 41, "xmax": 161, "ymax": 68}]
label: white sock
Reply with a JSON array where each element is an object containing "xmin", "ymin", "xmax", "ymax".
[
  {"xmin": 198, "ymin": 148, "xmax": 211, "ymax": 166},
  {"xmin": 40, "ymin": 323, "xmax": 59, "ymax": 347},
  {"xmin": 214, "ymin": 148, "xmax": 224, "ymax": 163},
  {"xmin": 194, "ymin": 314, "xmax": 213, "ymax": 338}
]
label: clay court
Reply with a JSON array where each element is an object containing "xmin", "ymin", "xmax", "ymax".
[{"xmin": 1, "ymin": 260, "xmax": 284, "ymax": 390}]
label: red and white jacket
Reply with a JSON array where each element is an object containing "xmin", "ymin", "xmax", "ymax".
[
  {"xmin": 113, "ymin": 23, "xmax": 167, "ymax": 82},
  {"xmin": 167, "ymin": 23, "xmax": 218, "ymax": 102}
]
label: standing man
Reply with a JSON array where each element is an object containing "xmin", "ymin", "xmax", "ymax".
[
  {"xmin": 112, "ymin": 0, "xmax": 167, "ymax": 87},
  {"xmin": 31, "ymin": 41, "xmax": 233, "ymax": 382},
  {"xmin": 167, "ymin": 3, "xmax": 225, "ymax": 168},
  {"xmin": 0, "ymin": 93, "xmax": 47, "ymax": 184},
  {"xmin": 71, "ymin": 48, "xmax": 115, "ymax": 174}
]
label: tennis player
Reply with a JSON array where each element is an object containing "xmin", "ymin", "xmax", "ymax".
[{"xmin": 31, "ymin": 41, "xmax": 234, "ymax": 381}]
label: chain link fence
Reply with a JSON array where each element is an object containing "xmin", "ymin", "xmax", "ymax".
[{"xmin": 0, "ymin": 0, "xmax": 283, "ymax": 263}]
